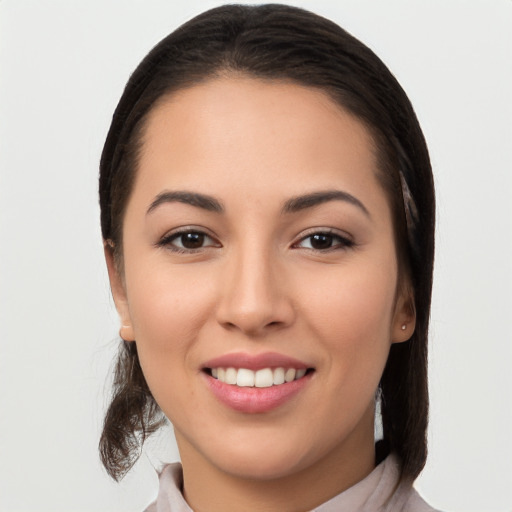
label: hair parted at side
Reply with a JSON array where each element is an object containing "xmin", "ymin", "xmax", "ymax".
[{"xmin": 99, "ymin": 3, "xmax": 435, "ymax": 482}]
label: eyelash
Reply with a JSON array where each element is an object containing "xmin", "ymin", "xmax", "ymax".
[
  {"xmin": 292, "ymin": 229, "xmax": 354, "ymax": 252},
  {"xmin": 157, "ymin": 228, "xmax": 354, "ymax": 254},
  {"xmin": 156, "ymin": 228, "xmax": 220, "ymax": 254}
]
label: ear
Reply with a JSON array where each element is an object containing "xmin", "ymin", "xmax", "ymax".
[
  {"xmin": 104, "ymin": 241, "xmax": 135, "ymax": 342},
  {"xmin": 391, "ymin": 285, "xmax": 416, "ymax": 344}
]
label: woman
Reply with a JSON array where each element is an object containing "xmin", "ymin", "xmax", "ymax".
[{"xmin": 99, "ymin": 4, "xmax": 436, "ymax": 511}]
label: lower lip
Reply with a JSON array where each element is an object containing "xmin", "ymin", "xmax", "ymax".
[{"xmin": 204, "ymin": 372, "xmax": 312, "ymax": 414}]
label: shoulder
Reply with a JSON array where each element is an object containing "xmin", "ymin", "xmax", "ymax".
[
  {"xmin": 380, "ymin": 455, "xmax": 443, "ymax": 512},
  {"xmin": 143, "ymin": 463, "xmax": 190, "ymax": 512},
  {"xmin": 402, "ymin": 487, "xmax": 443, "ymax": 512}
]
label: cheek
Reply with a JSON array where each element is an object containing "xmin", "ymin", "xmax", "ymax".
[
  {"xmin": 124, "ymin": 262, "xmax": 217, "ymax": 386},
  {"xmin": 299, "ymin": 257, "xmax": 397, "ymax": 382},
  {"xmin": 302, "ymin": 258, "xmax": 397, "ymax": 335},
  {"xmin": 127, "ymin": 260, "xmax": 212, "ymax": 333}
]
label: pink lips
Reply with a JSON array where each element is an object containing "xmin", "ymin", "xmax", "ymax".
[
  {"xmin": 202, "ymin": 352, "xmax": 313, "ymax": 414},
  {"xmin": 203, "ymin": 351, "xmax": 309, "ymax": 371}
]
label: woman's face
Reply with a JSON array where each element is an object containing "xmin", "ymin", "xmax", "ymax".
[{"xmin": 108, "ymin": 77, "xmax": 413, "ymax": 482}]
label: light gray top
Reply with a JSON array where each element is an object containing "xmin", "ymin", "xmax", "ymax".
[{"xmin": 144, "ymin": 454, "xmax": 440, "ymax": 512}]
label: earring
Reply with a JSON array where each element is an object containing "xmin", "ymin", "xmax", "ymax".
[{"xmin": 401, "ymin": 324, "xmax": 407, "ymax": 330}]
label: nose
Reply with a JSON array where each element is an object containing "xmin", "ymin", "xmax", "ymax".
[{"xmin": 216, "ymin": 247, "xmax": 295, "ymax": 337}]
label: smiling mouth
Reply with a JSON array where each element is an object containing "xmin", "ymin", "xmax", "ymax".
[{"xmin": 204, "ymin": 367, "xmax": 315, "ymax": 388}]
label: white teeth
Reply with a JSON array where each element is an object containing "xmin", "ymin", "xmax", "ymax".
[
  {"xmin": 295, "ymin": 368, "xmax": 307, "ymax": 379},
  {"xmin": 211, "ymin": 367, "xmax": 309, "ymax": 387},
  {"xmin": 236, "ymin": 368, "xmax": 255, "ymax": 387},
  {"xmin": 285, "ymin": 368, "xmax": 296, "ymax": 382},
  {"xmin": 255, "ymin": 368, "xmax": 274, "ymax": 388},
  {"xmin": 225, "ymin": 367, "xmax": 237, "ymax": 385},
  {"xmin": 273, "ymin": 367, "xmax": 285, "ymax": 385}
]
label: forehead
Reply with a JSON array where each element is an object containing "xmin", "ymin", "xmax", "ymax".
[
  {"xmin": 143, "ymin": 77, "xmax": 375, "ymax": 150},
  {"xmin": 136, "ymin": 77, "xmax": 381, "ymax": 198}
]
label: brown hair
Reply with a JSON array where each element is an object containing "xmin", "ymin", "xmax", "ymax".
[{"xmin": 99, "ymin": 3, "xmax": 435, "ymax": 481}]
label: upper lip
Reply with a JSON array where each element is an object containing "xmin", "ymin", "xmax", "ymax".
[{"xmin": 202, "ymin": 351, "xmax": 312, "ymax": 371}]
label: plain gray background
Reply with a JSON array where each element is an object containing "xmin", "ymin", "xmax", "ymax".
[{"xmin": 1, "ymin": 1, "xmax": 511, "ymax": 511}]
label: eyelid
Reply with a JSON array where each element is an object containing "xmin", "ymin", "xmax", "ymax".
[
  {"xmin": 155, "ymin": 226, "xmax": 354, "ymax": 253},
  {"xmin": 292, "ymin": 227, "xmax": 354, "ymax": 250},
  {"xmin": 156, "ymin": 226, "xmax": 221, "ymax": 252}
]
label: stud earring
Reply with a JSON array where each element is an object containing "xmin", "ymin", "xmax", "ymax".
[{"xmin": 401, "ymin": 324, "xmax": 407, "ymax": 330}]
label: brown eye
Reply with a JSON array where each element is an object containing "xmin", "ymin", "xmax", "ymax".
[
  {"xmin": 158, "ymin": 229, "xmax": 219, "ymax": 253},
  {"xmin": 309, "ymin": 234, "xmax": 334, "ymax": 250},
  {"xmin": 295, "ymin": 231, "xmax": 354, "ymax": 251},
  {"xmin": 179, "ymin": 232, "xmax": 205, "ymax": 249}
]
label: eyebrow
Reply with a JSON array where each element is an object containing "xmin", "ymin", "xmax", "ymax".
[
  {"xmin": 147, "ymin": 190, "xmax": 224, "ymax": 215},
  {"xmin": 146, "ymin": 189, "xmax": 369, "ymax": 218},
  {"xmin": 281, "ymin": 190, "xmax": 370, "ymax": 217}
]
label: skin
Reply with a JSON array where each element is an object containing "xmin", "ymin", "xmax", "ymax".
[{"xmin": 106, "ymin": 77, "xmax": 415, "ymax": 512}]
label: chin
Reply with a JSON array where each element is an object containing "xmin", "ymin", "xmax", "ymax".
[
  {"xmin": 214, "ymin": 449, "xmax": 309, "ymax": 481},
  {"xmin": 205, "ymin": 427, "xmax": 334, "ymax": 482}
]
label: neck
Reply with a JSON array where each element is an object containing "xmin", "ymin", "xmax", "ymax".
[{"xmin": 176, "ymin": 418, "xmax": 376, "ymax": 512}]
